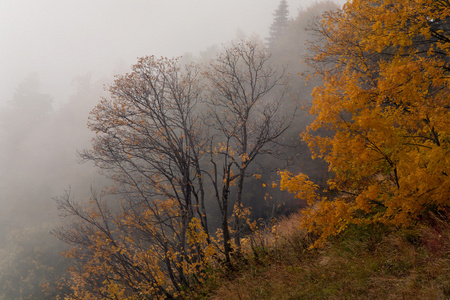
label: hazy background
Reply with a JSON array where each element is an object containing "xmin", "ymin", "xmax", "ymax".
[
  {"xmin": 0, "ymin": 0, "xmax": 331, "ymax": 108},
  {"xmin": 0, "ymin": 0, "xmax": 344, "ymax": 298},
  {"xmin": 0, "ymin": 0, "xmax": 347, "ymax": 229}
]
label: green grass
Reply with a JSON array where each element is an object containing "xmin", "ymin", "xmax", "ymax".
[{"xmin": 190, "ymin": 212, "xmax": 450, "ymax": 299}]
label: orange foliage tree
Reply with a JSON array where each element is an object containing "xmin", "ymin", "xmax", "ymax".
[{"xmin": 281, "ymin": 0, "xmax": 450, "ymax": 246}]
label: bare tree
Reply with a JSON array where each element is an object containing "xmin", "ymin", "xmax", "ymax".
[
  {"xmin": 55, "ymin": 39, "xmax": 293, "ymax": 297},
  {"xmin": 74, "ymin": 56, "xmax": 209, "ymax": 294},
  {"xmin": 204, "ymin": 39, "xmax": 292, "ymax": 255}
]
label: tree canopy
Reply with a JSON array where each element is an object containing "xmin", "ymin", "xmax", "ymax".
[{"xmin": 281, "ymin": 0, "xmax": 450, "ymax": 246}]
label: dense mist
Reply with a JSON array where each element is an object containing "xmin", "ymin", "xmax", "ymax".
[
  {"xmin": 0, "ymin": 1, "xmax": 342, "ymax": 298},
  {"xmin": 1, "ymin": 0, "xmax": 318, "ymax": 108}
]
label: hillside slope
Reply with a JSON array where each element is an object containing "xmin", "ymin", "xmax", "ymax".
[{"xmin": 198, "ymin": 212, "xmax": 450, "ymax": 299}]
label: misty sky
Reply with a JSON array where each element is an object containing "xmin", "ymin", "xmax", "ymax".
[{"xmin": 0, "ymin": 0, "xmax": 344, "ymax": 107}]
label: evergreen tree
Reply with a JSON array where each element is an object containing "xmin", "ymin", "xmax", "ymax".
[{"xmin": 267, "ymin": 0, "xmax": 289, "ymax": 49}]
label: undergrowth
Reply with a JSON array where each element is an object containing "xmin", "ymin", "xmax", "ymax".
[{"xmin": 188, "ymin": 211, "xmax": 450, "ymax": 299}]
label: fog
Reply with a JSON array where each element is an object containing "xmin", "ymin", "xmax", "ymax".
[
  {"xmin": 0, "ymin": 0, "xmax": 319, "ymax": 108},
  {"xmin": 0, "ymin": 0, "xmax": 343, "ymax": 298}
]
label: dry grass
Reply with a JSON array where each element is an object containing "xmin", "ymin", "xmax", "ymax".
[{"xmin": 200, "ymin": 211, "xmax": 450, "ymax": 300}]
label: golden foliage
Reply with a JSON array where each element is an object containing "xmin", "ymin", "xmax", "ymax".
[
  {"xmin": 60, "ymin": 199, "xmax": 221, "ymax": 299},
  {"xmin": 282, "ymin": 0, "xmax": 450, "ymax": 246}
]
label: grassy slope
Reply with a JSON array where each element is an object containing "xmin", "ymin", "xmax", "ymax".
[{"xmin": 195, "ymin": 213, "xmax": 450, "ymax": 299}]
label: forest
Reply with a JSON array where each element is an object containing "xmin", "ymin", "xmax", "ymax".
[{"xmin": 1, "ymin": 0, "xmax": 449, "ymax": 298}]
